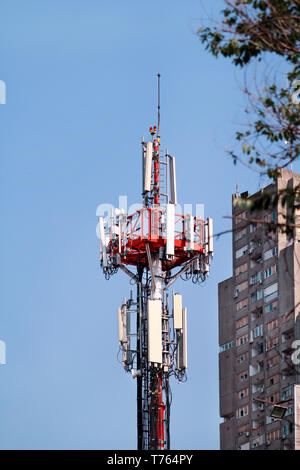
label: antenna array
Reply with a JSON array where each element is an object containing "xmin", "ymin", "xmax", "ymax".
[{"xmin": 98, "ymin": 75, "xmax": 213, "ymax": 450}]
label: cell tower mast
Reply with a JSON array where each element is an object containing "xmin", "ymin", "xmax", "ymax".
[{"xmin": 98, "ymin": 75, "xmax": 213, "ymax": 450}]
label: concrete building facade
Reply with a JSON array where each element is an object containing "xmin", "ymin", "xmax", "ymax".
[{"xmin": 219, "ymin": 169, "xmax": 300, "ymax": 450}]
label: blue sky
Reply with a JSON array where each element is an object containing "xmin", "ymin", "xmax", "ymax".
[{"xmin": 1, "ymin": 0, "xmax": 299, "ymax": 450}]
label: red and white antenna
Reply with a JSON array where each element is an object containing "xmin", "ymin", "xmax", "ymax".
[{"xmin": 98, "ymin": 75, "xmax": 213, "ymax": 450}]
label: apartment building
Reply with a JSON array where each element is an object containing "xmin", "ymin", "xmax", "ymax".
[{"xmin": 219, "ymin": 169, "xmax": 300, "ymax": 450}]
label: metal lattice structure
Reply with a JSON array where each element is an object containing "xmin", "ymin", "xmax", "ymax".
[{"xmin": 98, "ymin": 75, "xmax": 213, "ymax": 449}]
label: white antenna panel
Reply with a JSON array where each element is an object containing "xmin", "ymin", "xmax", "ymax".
[
  {"xmin": 173, "ymin": 293, "xmax": 183, "ymax": 330},
  {"xmin": 166, "ymin": 204, "xmax": 175, "ymax": 257},
  {"xmin": 126, "ymin": 303, "xmax": 131, "ymax": 365},
  {"xmin": 118, "ymin": 307, "xmax": 124, "ymax": 343},
  {"xmin": 207, "ymin": 217, "xmax": 214, "ymax": 254},
  {"xmin": 169, "ymin": 156, "xmax": 177, "ymax": 205},
  {"xmin": 118, "ymin": 300, "xmax": 127, "ymax": 344},
  {"xmin": 142, "ymin": 142, "xmax": 145, "ymax": 194},
  {"xmin": 204, "ymin": 223, "xmax": 208, "ymax": 254},
  {"xmin": 147, "ymin": 299, "xmax": 162, "ymax": 364},
  {"xmin": 99, "ymin": 217, "xmax": 108, "ymax": 267},
  {"xmin": 144, "ymin": 141, "xmax": 153, "ymax": 193},
  {"xmin": 184, "ymin": 214, "xmax": 194, "ymax": 250},
  {"xmin": 120, "ymin": 214, "xmax": 127, "ymax": 249},
  {"xmin": 177, "ymin": 307, "xmax": 187, "ymax": 370}
]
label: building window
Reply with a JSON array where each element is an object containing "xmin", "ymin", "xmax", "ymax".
[
  {"xmin": 266, "ymin": 336, "xmax": 279, "ymax": 351},
  {"xmin": 237, "ymin": 352, "xmax": 249, "ymax": 364},
  {"xmin": 251, "ymin": 289, "xmax": 263, "ymax": 303},
  {"xmin": 238, "ymin": 355, "xmax": 244, "ymax": 363},
  {"xmin": 254, "ymin": 342, "xmax": 264, "ymax": 355},
  {"xmin": 282, "ymin": 385, "xmax": 293, "ymax": 401},
  {"xmin": 265, "ymin": 301, "xmax": 278, "ymax": 313},
  {"xmin": 257, "ymin": 289, "xmax": 263, "ymax": 300},
  {"xmin": 236, "ymin": 316, "xmax": 248, "ymax": 330},
  {"xmin": 267, "ymin": 392, "xmax": 280, "ymax": 403},
  {"xmin": 237, "ymin": 405, "xmax": 249, "ymax": 419},
  {"xmin": 239, "ymin": 388, "xmax": 249, "ymax": 400},
  {"xmin": 250, "ymin": 272, "xmax": 263, "ymax": 285},
  {"xmin": 236, "ymin": 280, "xmax": 248, "ymax": 294},
  {"xmin": 282, "ymin": 423, "xmax": 293, "ymax": 437},
  {"xmin": 264, "ymin": 292, "xmax": 278, "ymax": 303},
  {"xmin": 236, "ymin": 334, "xmax": 249, "ymax": 347},
  {"xmin": 220, "ymin": 340, "xmax": 235, "ymax": 353},
  {"xmin": 267, "ymin": 374, "xmax": 279, "ymax": 387},
  {"xmin": 264, "ymin": 282, "xmax": 278, "ymax": 304},
  {"xmin": 250, "ymin": 324, "xmax": 264, "ymax": 341},
  {"xmin": 265, "ymin": 267, "xmax": 272, "ymax": 278},
  {"xmin": 264, "ymin": 246, "xmax": 278, "ymax": 261},
  {"xmin": 285, "ymin": 407, "xmax": 293, "ymax": 417},
  {"xmin": 266, "ymin": 319, "xmax": 278, "ymax": 332},
  {"xmin": 236, "ymin": 245, "xmax": 248, "ymax": 259},
  {"xmin": 235, "ymin": 227, "xmax": 247, "ymax": 241},
  {"xmin": 235, "ymin": 262, "xmax": 248, "ymax": 277},
  {"xmin": 235, "ymin": 211, "xmax": 247, "ymax": 224},
  {"xmin": 264, "ymin": 265, "xmax": 276, "ymax": 279},
  {"xmin": 240, "ymin": 442, "xmax": 250, "ymax": 450},
  {"xmin": 267, "ymin": 429, "xmax": 280, "ymax": 442},
  {"xmin": 238, "ymin": 371, "xmax": 249, "ymax": 382},
  {"xmin": 266, "ymin": 415, "xmax": 277, "ymax": 424},
  {"xmin": 266, "ymin": 355, "xmax": 279, "ymax": 369},
  {"xmin": 236, "ymin": 298, "xmax": 248, "ymax": 311},
  {"xmin": 238, "ymin": 424, "xmax": 249, "ymax": 434}
]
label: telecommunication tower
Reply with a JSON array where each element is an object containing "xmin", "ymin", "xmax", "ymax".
[{"xmin": 98, "ymin": 75, "xmax": 213, "ymax": 450}]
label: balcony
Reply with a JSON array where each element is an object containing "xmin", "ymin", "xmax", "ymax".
[
  {"xmin": 265, "ymin": 346, "xmax": 278, "ymax": 361},
  {"xmin": 264, "ymin": 304, "xmax": 279, "ymax": 320},
  {"xmin": 265, "ymin": 382, "xmax": 280, "ymax": 396},
  {"xmin": 251, "ymin": 370, "xmax": 265, "ymax": 383},
  {"xmin": 280, "ymin": 318, "xmax": 295, "ymax": 336},
  {"xmin": 237, "ymin": 378, "xmax": 250, "ymax": 392},
  {"xmin": 237, "ymin": 432, "xmax": 250, "ymax": 447},
  {"xmin": 250, "ymin": 252, "xmax": 263, "ymax": 265},
  {"xmin": 234, "ymin": 235, "xmax": 249, "ymax": 250},
  {"xmin": 252, "ymin": 408, "xmax": 265, "ymax": 422},
  {"xmin": 235, "ymin": 269, "xmax": 248, "ymax": 282},
  {"xmin": 250, "ymin": 307, "xmax": 263, "ymax": 322},
  {"xmin": 236, "ymin": 324, "xmax": 249, "ymax": 337},
  {"xmin": 236, "ymin": 342, "xmax": 250, "ymax": 355},
  {"xmin": 236, "ymin": 360, "xmax": 250, "ymax": 374},
  {"xmin": 252, "ymin": 419, "xmax": 264, "ymax": 434},
  {"xmin": 280, "ymin": 335, "xmax": 295, "ymax": 354},
  {"xmin": 281, "ymin": 359, "xmax": 296, "ymax": 377},
  {"xmin": 251, "ymin": 433, "xmax": 265, "ymax": 448},
  {"xmin": 251, "ymin": 349, "xmax": 264, "ymax": 362},
  {"xmin": 265, "ymin": 420, "xmax": 281, "ymax": 433},
  {"xmin": 236, "ymin": 307, "xmax": 250, "ymax": 321},
  {"xmin": 250, "ymin": 362, "xmax": 263, "ymax": 377},
  {"xmin": 236, "ymin": 415, "xmax": 250, "ymax": 427},
  {"xmin": 252, "ymin": 382, "xmax": 264, "ymax": 394},
  {"xmin": 265, "ymin": 439, "xmax": 281, "ymax": 450},
  {"xmin": 266, "ymin": 363, "xmax": 280, "ymax": 377}
]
